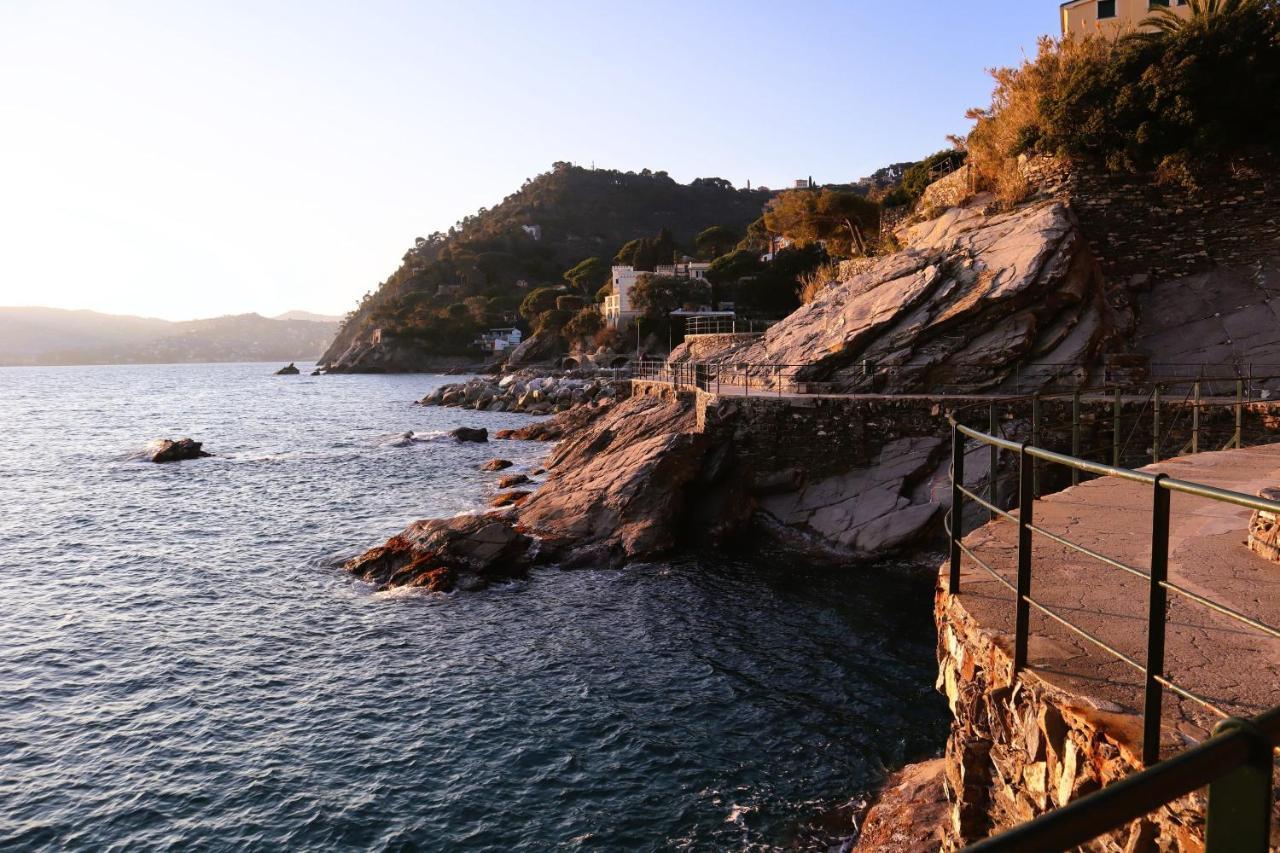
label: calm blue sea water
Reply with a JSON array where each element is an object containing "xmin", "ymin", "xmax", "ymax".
[{"xmin": 0, "ymin": 363, "xmax": 946, "ymax": 851}]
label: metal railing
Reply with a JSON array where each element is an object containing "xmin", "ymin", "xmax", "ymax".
[
  {"xmin": 682, "ymin": 316, "xmax": 772, "ymax": 336},
  {"xmin": 947, "ymin": 396, "xmax": 1280, "ymax": 850},
  {"xmin": 632, "ymin": 358, "xmax": 1280, "ymax": 405}
]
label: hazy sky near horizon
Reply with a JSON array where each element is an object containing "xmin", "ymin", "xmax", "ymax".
[{"xmin": 1, "ymin": 1, "xmax": 1053, "ymax": 321}]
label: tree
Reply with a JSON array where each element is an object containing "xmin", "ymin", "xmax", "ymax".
[
  {"xmin": 1136, "ymin": 0, "xmax": 1262, "ymax": 38},
  {"xmin": 614, "ymin": 239, "xmax": 643, "ymax": 265},
  {"xmin": 764, "ymin": 190, "xmax": 881, "ymax": 257},
  {"xmin": 534, "ymin": 309, "xmax": 573, "ymax": 339},
  {"xmin": 556, "ymin": 295, "xmax": 586, "ymax": 312},
  {"xmin": 629, "ymin": 274, "xmax": 709, "ymax": 319},
  {"xmin": 519, "ymin": 287, "xmax": 561, "ymax": 321},
  {"xmin": 563, "ymin": 257, "xmax": 609, "ymax": 295},
  {"xmin": 562, "ymin": 306, "xmax": 604, "ymax": 343},
  {"xmin": 694, "ymin": 225, "xmax": 739, "ymax": 259}
]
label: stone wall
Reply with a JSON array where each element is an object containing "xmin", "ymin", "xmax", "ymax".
[
  {"xmin": 1022, "ymin": 154, "xmax": 1280, "ymax": 287},
  {"xmin": 935, "ymin": 581, "xmax": 1207, "ymax": 851}
]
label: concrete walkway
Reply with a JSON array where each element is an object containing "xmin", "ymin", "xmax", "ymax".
[{"xmin": 955, "ymin": 444, "xmax": 1280, "ymax": 754}]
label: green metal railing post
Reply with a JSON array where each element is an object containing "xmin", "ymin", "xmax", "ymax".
[
  {"xmin": 1205, "ymin": 718, "xmax": 1274, "ymax": 852},
  {"xmin": 989, "ymin": 403, "xmax": 999, "ymax": 522},
  {"xmin": 1031, "ymin": 394, "xmax": 1041, "ymax": 498},
  {"xmin": 1114, "ymin": 387, "xmax": 1122, "ymax": 467},
  {"xmin": 1143, "ymin": 475, "xmax": 1171, "ymax": 768},
  {"xmin": 1236, "ymin": 379, "xmax": 1244, "ymax": 449},
  {"xmin": 1192, "ymin": 381, "xmax": 1201, "ymax": 455},
  {"xmin": 1152, "ymin": 385, "xmax": 1162, "ymax": 464},
  {"xmin": 950, "ymin": 426, "xmax": 965, "ymax": 593},
  {"xmin": 1014, "ymin": 444, "xmax": 1035, "ymax": 675},
  {"xmin": 1072, "ymin": 388, "xmax": 1081, "ymax": 486}
]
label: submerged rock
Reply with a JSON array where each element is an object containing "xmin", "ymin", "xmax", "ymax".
[
  {"xmin": 450, "ymin": 427, "xmax": 488, "ymax": 443},
  {"xmin": 481, "ymin": 458, "xmax": 514, "ymax": 472},
  {"xmin": 150, "ymin": 438, "xmax": 211, "ymax": 463},
  {"xmin": 275, "ymin": 363, "xmax": 301, "ymax": 375}
]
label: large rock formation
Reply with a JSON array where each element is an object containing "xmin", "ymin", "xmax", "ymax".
[
  {"xmin": 346, "ymin": 200, "xmax": 1126, "ymax": 589},
  {"xmin": 674, "ymin": 199, "xmax": 1112, "ymax": 395}
]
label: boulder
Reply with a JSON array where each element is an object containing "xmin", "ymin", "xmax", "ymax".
[
  {"xmin": 344, "ymin": 514, "xmax": 533, "ymax": 592},
  {"xmin": 450, "ymin": 427, "xmax": 488, "ymax": 443},
  {"xmin": 150, "ymin": 438, "xmax": 212, "ymax": 463},
  {"xmin": 498, "ymin": 473, "xmax": 530, "ymax": 489},
  {"xmin": 275, "ymin": 363, "xmax": 300, "ymax": 375},
  {"xmin": 490, "ymin": 490, "xmax": 532, "ymax": 508},
  {"xmin": 481, "ymin": 459, "xmax": 514, "ymax": 472}
]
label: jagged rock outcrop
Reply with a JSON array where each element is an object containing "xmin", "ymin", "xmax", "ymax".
[
  {"xmin": 503, "ymin": 332, "xmax": 561, "ymax": 367},
  {"xmin": 674, "ymin": 199, "xmax": 1112, "ymax": 394},
  {"xmin": 149, "ymin": 438, "xmax": 212, "ymax": 463},
  {"xmin": 344, "ymin": 514, "xmax": 534, "ymax": 593},
  {"xmin": 758, "ymin": 436, "xmax": 945, "ymax": 558},
  {"xmin": 275, "ymin": 363, "xmax": 300, "ymax": 375}
]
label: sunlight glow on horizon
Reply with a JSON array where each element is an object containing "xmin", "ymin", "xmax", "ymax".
[{"xmin": 0, "ymin": 1, "xmax": 1054, "ymax": 321}]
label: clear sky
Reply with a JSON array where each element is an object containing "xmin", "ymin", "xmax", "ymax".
[{"xmin": 0, "ymin": 1, "xmax": 1055, "ymax": 321}]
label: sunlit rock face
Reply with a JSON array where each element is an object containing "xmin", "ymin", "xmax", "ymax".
[{"xmin": 674, "ymin": 198, "xmax": 1114, "ymax": 395}]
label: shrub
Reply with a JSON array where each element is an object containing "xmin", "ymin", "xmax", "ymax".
[
  {"xmin": 555, "ymin": 295, "xmax": 586, "ymax": 312},
  {"xmin": 967, "ymin": 1, "xmax": 1280, "ymax": 183}
]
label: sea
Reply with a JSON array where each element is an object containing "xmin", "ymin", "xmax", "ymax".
[{"xmin": 0, "ymin": 362, "xmax": 947, "ymax": 851}]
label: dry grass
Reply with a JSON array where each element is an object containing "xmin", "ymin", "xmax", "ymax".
[{"xmin": 797, "ymin": 262, "xmax": 843, "ymax": 305}]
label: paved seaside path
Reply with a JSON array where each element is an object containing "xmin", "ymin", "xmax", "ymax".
[{"xmin": 955, "ymin": 444, "xmax": 1280, "ymax": 753}]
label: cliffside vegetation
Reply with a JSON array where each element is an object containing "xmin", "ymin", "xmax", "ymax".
[
  {"xmin": 322, "ymin": 164, "xmax": 771, "ymax": 361},
  {"xmin": 967, "ymin": 0, "xmax": 1280, "ymax": 197}
]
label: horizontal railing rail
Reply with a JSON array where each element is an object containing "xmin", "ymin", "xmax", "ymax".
[{"xmin": 947, "ymin": 392, "xmax": 1280, "ymax": 851}]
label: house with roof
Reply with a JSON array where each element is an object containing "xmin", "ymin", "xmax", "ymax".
[
  {"xmin": 473, "ymin": 327, "xmax": 523, "ymax": 353},
  {"xmin": 602, "ymin": 262, "xmax": 712, "ymax": 328},
  {"xmin": 1060, "ymin": 0, "xmax": 1191, "ymax": 36}
]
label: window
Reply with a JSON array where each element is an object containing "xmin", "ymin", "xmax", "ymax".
[{"xmin": 1098, "ymin": 0, "xmax": 1117, "ymax": 17}]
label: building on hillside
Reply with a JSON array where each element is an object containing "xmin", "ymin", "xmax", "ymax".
[
  {"xmin": 760, "ymin": 236, "xmax": 796, "ymax": 263},
  {"xmin": 1060, "ymin": 0, "xmax": 1191, "ymax": 36},
  {"xmin": 602, "ymin": 262, "xmax": 713, "ymax": 328},
  {"xmin": 473, "ymin": 327, "xmax": 523, "ymax": 353}
]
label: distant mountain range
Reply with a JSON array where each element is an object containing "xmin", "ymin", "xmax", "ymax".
[{"xmin": 0, "ymin": 307, "xmax": 341, "ymax": 367}]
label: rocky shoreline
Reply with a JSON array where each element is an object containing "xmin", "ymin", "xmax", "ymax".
[{"xmin": 418, "ymin": 368, "xmax": 623, "ymax": 415}]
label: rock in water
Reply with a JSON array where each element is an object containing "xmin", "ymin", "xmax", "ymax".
[
  {"xmin": 344, "ymin": 514, "xmax": 533, "ymax": 592},
  {"xmin": 498, "ymin": 473, "xmax": 530, "ymax": 489},
  {"xmin": 490, "ymin": 490, "xmax": 532, "ymax": 508},
  {"xmin": 150, "ymin": 438, "xmax": 212, "ymax": 463},
  {"xmin": 450, "ymin": 427, "xmax": 489, "ymax": 443},
  {"xmin": 481, "ymin": 458, "xmax": 514, "ymax": 471},
  {"xmin": 275, "ymin": 363, "xmax": 301, "ymax": 375}
]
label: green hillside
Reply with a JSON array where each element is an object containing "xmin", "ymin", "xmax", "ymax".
[{"xmin": 322, "ymin": 163, "xmax": 772, "ymax": 362}]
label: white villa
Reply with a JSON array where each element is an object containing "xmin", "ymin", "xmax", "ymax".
[
  {"xmin": 474, "ymin": 327, "xmax": 523, "ymax": 353},
  {"xmin": 602, "ymin": 262, "xmax": 712, "ymax": 328}
]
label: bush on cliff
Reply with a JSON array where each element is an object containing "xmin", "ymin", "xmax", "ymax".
[{"xmin": 967, "ymin": 0, "xmax": 1280, "ymax": 184}]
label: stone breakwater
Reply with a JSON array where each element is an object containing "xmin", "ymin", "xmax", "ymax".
[{"xmin": 418, "ymin": 369, "xmax": 623, "ymax": 415}]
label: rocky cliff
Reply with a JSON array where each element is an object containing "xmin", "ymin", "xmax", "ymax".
[
  {"xmin": 672, "ymin": 198, "xmax": 1115, "ymax": 394},
  {"xmin": 345, "ymin": 198, "xmax": 1124, "ymax": 588}
]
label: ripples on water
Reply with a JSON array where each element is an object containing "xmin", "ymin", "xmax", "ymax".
[{"xmin": 0, "ymin": 363, "xmax": 947, "ymax": 851}]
